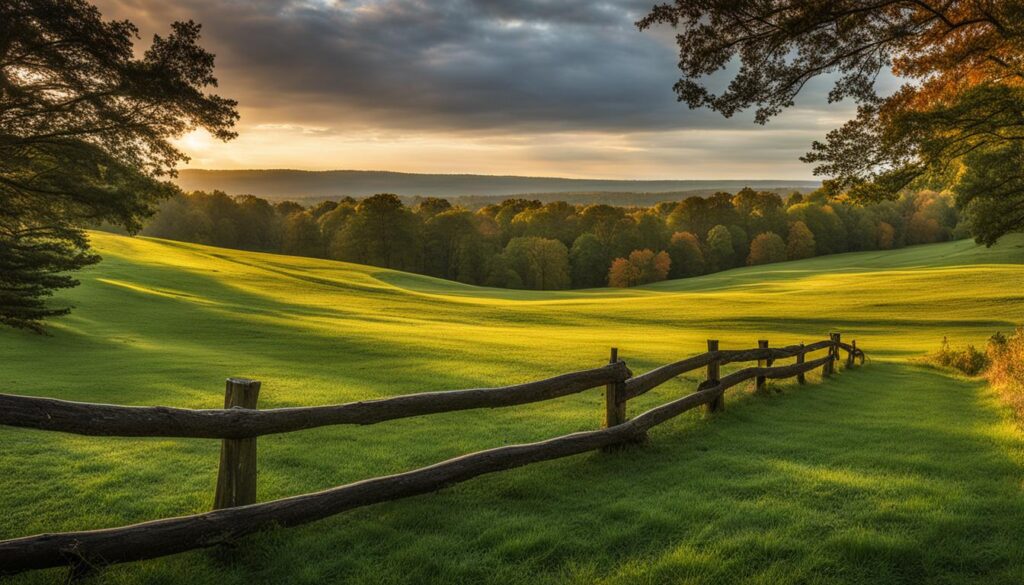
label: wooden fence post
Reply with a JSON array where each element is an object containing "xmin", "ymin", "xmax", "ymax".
[
  {"xmin": 214, "ymin": 378, "xmax": 260, "ymax": 510},
  {"xmin": 604, "ymin": 348, "xmax": 626, "ymax": 428},
  {"xmin": 848, "ymin": 340, "xmax": 857, "ymax": 367},
  {"xmin": 834, "ymin": 333, "xmax": 842, "ymax": 371},
  {"xmin": 796, "ymin": 343, "xmax": 806, "ymax": 384},
  {"xmin": 756, "ymin": 339, "xmax": 769, "ymax": 393},
  {"xmin": 823, "ymin": 333, "xmax": 837, "ymax": 377},
  {"xmin": 704, "ymin": 339, "xmax": 723, "ymax": 413}
]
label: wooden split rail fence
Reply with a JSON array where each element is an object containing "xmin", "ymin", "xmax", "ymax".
[{"xmin": 0, "ymin": 333, "xmax": 865, "ymax": 576}]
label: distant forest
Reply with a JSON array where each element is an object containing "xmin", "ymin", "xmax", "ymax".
[
  {"xmin": 175, "ymin": 169, "xmax": 819, "ymax": 200},
  {"xmin": 133, "ymin": 188, "xmax": 964, "ymax": 289}
]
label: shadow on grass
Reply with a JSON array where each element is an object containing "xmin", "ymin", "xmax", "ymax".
[{"xmin": 25, "ymin": 362, "xmax": 1020, "ymax": 585}]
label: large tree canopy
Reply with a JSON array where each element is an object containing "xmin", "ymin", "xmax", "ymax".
[
  {"xmin": 639, "ymin": 1, "xmax": 1024, "ymax": 244},
  {"xmin": 0, "ymin": 0, "xmax": 237, "ymax": 331}
]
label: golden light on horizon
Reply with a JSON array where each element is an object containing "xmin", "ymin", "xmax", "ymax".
[{"xmin": 176, "ymin": 129, "xmax": 216, "ymax": 153}]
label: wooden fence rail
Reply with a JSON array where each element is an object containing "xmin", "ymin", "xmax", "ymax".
[
  {"xmin": 0, "ymin": 335, "xmax": 865, "ymax": 576},
  {"xmin": 0, "ymin": 363, "xmax": 631, "ymax": 439}
]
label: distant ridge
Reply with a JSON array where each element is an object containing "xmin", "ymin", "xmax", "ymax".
[{"xmin": 176, "ymin": 169, "xmax": 820, "ymax": 200}]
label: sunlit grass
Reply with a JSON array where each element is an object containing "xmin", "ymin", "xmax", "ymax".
[{"xmin": 2, "ymin": 232, "xmax": 1024, "ymax": 583}]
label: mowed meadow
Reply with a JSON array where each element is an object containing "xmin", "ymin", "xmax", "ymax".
[{"xmin": 4, "ymin": 231, "xmax": 1024, "ymax": 584}]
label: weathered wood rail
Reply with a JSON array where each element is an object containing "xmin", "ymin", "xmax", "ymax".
[{"xmin": 0, "ymin": 334, "xmax": 865, "ymax": 576}]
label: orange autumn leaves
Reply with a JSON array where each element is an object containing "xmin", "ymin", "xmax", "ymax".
[{"xmin": 608, "ymin": 249, "xmax": 671, "ymax": 288}]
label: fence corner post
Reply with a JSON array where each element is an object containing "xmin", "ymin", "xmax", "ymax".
[
  {"xmin": 848, "ymin": 339, "xmax": 857, "ymax": 368},
  {"xmin": 214, "ymin": 377, "xmax": 261, "ymax": 510},
  {"xmin": 796, "ymin": 343, "xmax": 806, "ymax": 385},
  {"xmin": 756, "ymin": 339, "xmax": 769, "ymax": 393},
  {"xmin": 704, "ymin": 339, "xmax": 723, "ymax": 413}
]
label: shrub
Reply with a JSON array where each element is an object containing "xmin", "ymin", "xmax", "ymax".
[
  {"xmin": 987, "ymin": 327, "xmax": 1024, "ymax": 416},
  {"xmin": 928, "ymin": 336, "xmax": 988, "ymax": 375}
]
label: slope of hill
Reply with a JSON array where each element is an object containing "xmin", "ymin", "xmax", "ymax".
[
  {"xmin": 175, "ymin": 168, "xmax": 820, "ymax": 201},
  {"xmin": 2, "ymin": 233, "xmax": 1024, "ymax": 584}
]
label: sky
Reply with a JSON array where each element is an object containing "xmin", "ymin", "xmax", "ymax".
[{"xmin": 94, "ymin": 0, "xmax": 874, "ymax": 180}]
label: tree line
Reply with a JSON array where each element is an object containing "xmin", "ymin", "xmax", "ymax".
[{"xmin": 138, "ymin": 187, "xmax": 964, "ymax": 290}]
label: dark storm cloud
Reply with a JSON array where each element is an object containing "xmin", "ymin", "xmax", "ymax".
[{"xmin": 97, "ymin": 0, "xmax": 845, "ymax": 135}]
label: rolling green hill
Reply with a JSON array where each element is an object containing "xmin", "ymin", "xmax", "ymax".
[{"xmin": 3, "ymin": 232, "xmax": 1024, "ymax": 584}]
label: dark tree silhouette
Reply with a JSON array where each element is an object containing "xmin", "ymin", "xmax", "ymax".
[
  {"xmin": 1, "ymin": 0, "xmax": 237, "ymax": 331},
  {"xmin": 639, "ymin": 1, "xmax": 1024, "ymax": 243}
]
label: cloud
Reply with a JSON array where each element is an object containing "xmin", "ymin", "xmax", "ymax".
[{"xmin": 94, "ymin": 0, "xmax": 863, "ymax": 177}]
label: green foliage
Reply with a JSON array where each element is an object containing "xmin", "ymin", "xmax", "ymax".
[
  {"xmin": 667, "ymin": 231, "xmax": 705, "ymax": 278},
  {"xmin": 495, "ymin": 237, "xmax": 571, "ymax": 290},
  {"xmin": 569, "ymin": 234, "xmax": 609, "ymax": 288},
  {"xmin": 956, "ymin": 141, "xmax": 1024, "ymax": 246},
  {"xmin": 0, "ymin": 0, "xmax": 237, "ymax": 331},
  {"xmin": 422, "ymin": 210, "xmax": 477, "ymax": 281},
  {"xmin": 281, "ymin": 212, "xmax": 323, "ymax": 258},
  {"xmin": 136, "ymin": 189, "xmax": 965, "ymax": 291},
  {"xmin": 333, "ymin": 194, "xmax": 420, "ymax": 271},
  {"xmin": 726, "ymin": 224, "xmax": 749, "ymax": 266},
  {"xmin": 787, "ymin": 203, "xmax": 847, "ymax": 256},
  {"xmin": 705, "ymin": 225, "xmax": 734, "ymax": 272},
  {"xmin": 639, "ymin": 2, "xmax": 1024, "ymax": 243},
  {"xmin": 786, "ymin": 221, "xmax": 816, "ymax": 261}
]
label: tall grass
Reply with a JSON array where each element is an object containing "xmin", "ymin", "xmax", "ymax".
[
  {"xmin": 929, "ymin": 326, "xmax": 1024, "ymax": 420},
  {"xmin": 988, "ymin": 327, "xmax": 1024, "ymax": 417}
]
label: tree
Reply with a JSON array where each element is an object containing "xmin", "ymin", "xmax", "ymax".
[
  {"xmin": 727, "ymin": 224, "xmax": 749, "ymax": 266},
  {"xmin": 319, "ymin": 202, "xmax": 356, "ymax": 258},
  {"xmin": 705, "ymin": 225, "xmax": 734, "ymax": 273},
  {"xmin": 1, "ymin": 0, "xmax": 237, "ymax": 331},
  {"xmin": 569, "ymin": 233, "xmax": 609, "ymax": 288},
  {"xmin": 607, "ymin": 258, "xmax": 639, "ymax": 288},
  {"xmin": 333, "ymin": 194, "xmax": 419, "ymax": 271},
  {"xmin": 235, "ymin": 195, "xmax": 282, "ymax": 251},
  {"xmin": 413, "ymin": 197, "xmax": 452, "ymax": 218},
  {"xmin": 513, "ymin": 201, "xmax": 579, "ymax": 246},
  {"xmin": 282, "ymin": 212, "xmax": 323, "ymax": 257},
  {"xmin": 906, "ymin": 212, "xmax": 943, "ymax": 245},
  {"xmin": 639, "ymin": 2, "xmax": 1024, "ymax": 243},
  {"xmin": 421, "ymin": 209, "xmax": 477, "ymax": 280},
  {"xmin": 608, "ymin": 249, "xmax": 671, "ymax": 287},
  {"xmin": 878, "ymin": 221, "xmax": 897, "ymax": 250},
  {"xmin": 667, "ymin": 231, "xmax": 704, "ymax": 278},
  {"xmin": 786, "ymin": 221, "xmax": 816, "ymax": 261},
  {"xmin": 747, "ymin": 232, "xmax": 786, "ymax": 266},
  {"xmin": 634, "ymin": 212, "xmax": 667, "ymax": 252},
  {"xmin": 453, "ymin": 230, "xmax": 496, "ymax": 285},
  {"xmin": 500, "ymin": 237, "xmax": 571, "ymax": 290},
  {"xmin": 484, "ymin": 254, "xmax": 523, "ymax": 289},
  {"xmin": 787, "ymin": 203, "xmax": 847, "ymax": 256}
]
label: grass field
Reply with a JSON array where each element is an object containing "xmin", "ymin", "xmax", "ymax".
[{"xmin": 3, "ymin": 231, "xmax": 1024, "ymax": 584}]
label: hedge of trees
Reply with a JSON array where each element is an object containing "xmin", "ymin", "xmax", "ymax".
[{"xmin": 140, "ymin": 187, "xmax": 965, "ymax": 290}]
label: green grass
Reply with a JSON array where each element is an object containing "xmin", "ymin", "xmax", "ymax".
[{"xmin": 3, "ymin": 232, "xmax": 1024, "ymax": 584}]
